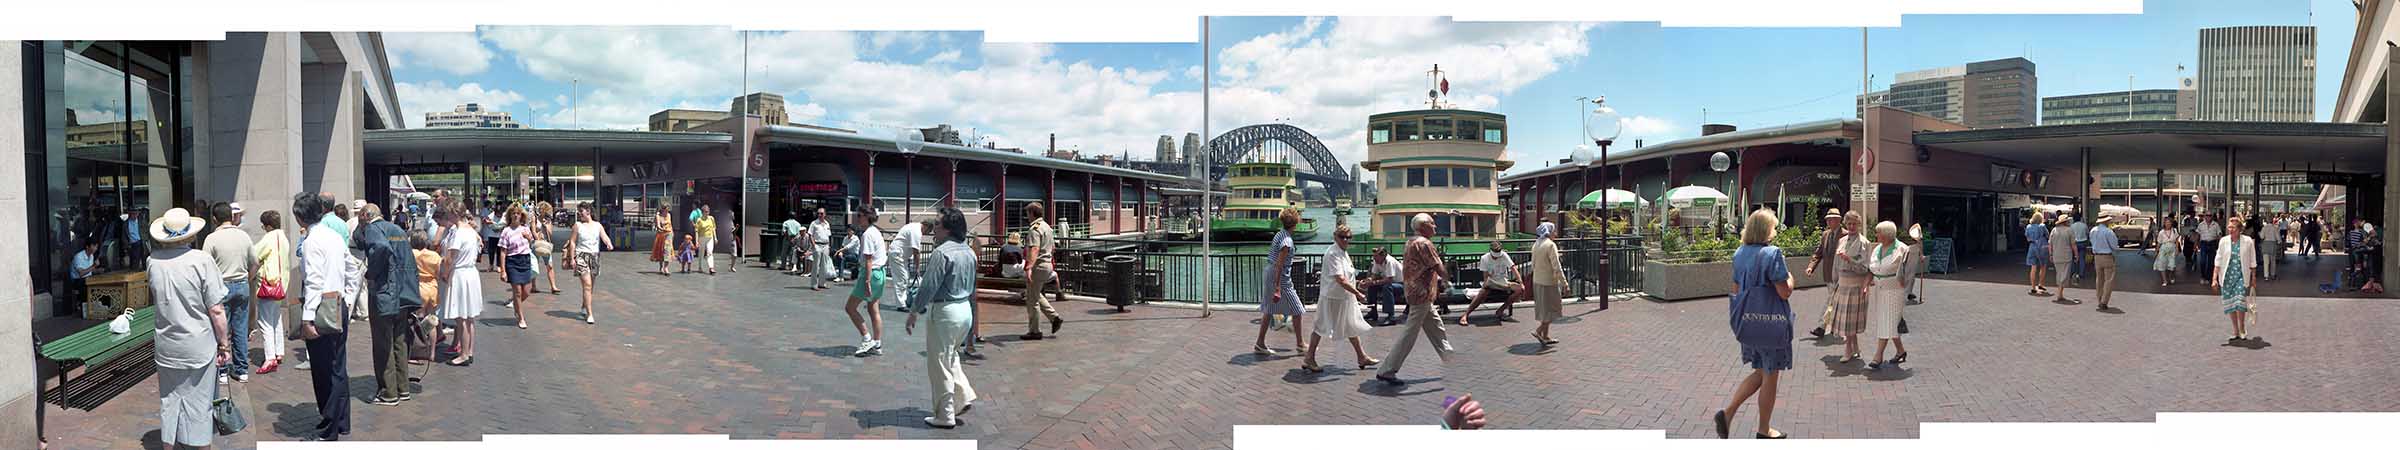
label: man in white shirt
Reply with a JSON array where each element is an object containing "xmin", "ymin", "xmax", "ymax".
[
  {"xmin": 1457, "ymin": 242, "xmax": 1521, "ymax": 325},
  {"xmin": 887, "ymin": 221, "xmax": 924, "ymax": 312},
  {"xmin": 844, "ymin": 208, "xmax": 889, "ymax": 357},
  {"xmin": 2070, "ymin": 214, "xmax": 2091, "ymax": 286},
  {"xmin": 808, "ymin": 208, "xmax": 835, "ymax": 290},
  {"xmin": 294, "ymin": 193, "xmax": 353, "ymax": 441},
  {"xmin": 1362, "ymin": 247, "xmax": 1405, "ymax": 326}
]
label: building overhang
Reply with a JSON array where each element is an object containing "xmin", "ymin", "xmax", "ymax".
[
  {"xmin": 1913, "ymin": 120, "xmax": 2386, "ymax": 174},
  {"xmin": 1499, "ymin": 118, "xmax": 1860, "ymax": 184},
  {"xmin": 758, "ymin": 124, "xmax": 1185, "ymax": 185},
  {"xmin": 363, "ymin": 128, "xmax": 734, "ymax": 165}
]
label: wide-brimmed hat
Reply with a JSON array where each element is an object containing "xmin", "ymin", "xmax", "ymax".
[
  {"xmin": 2095, "ymin": 215, "xmax": 2117, "ymax": 225},
  {"xmin": 2053, "ymin": 214, "xmax": 2073, "ymax": 225},
  {"xmin": 149, "ymin": 208, "xmax": 207, "ymax": 244}
]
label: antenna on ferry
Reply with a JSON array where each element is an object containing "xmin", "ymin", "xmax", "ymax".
[{"xmin": 1425, "ymin": 64, "xmax": 1448, "ymax": 109}]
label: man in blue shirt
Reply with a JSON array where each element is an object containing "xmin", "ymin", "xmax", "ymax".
[
  {"xmin": 2088, "ymin": 216, "xmax": 2120, "ymax": 312},
  {"xmin": 2024, "ymin": 212, "xmax": 2051, "ymax": 297},
  {"xmin": 70, "ymin": 239, "xmax": 102, "ymax": 317}
]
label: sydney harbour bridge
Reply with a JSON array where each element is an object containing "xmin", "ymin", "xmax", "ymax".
[{"xmin": 1202, "ymin": 123, "xmax": 1358, "ymax": 200}]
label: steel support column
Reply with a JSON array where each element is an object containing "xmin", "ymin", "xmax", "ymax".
[{"xmin": 992, "ymin": 163, "xmax": 1008, "ymax": 237}]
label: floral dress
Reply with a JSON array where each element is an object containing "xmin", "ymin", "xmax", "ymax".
[{"xmin": 2218, "ymin": 238, "xmax": 2251, "ymax": 314}]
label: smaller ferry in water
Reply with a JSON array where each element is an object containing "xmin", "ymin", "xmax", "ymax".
[{"xmin": 1212, "ymin": 158, "xmax": 1318, "ymax": 241}]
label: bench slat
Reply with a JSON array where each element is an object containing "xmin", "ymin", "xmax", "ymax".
[{"xmin": 40, "ymin": 306, "xmax": 159, "ymax": 362}]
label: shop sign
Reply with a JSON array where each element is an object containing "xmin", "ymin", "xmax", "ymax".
[
  {"xmin": 387, "ymin": 162, "xmax": 467, "ymax": 176},
  {"xmin": 1850, "ymin": 183, "xmax": 1879, "ymax": 202},
  {"xmin": 791, "ymin": 182, "xmax": 844, "ymax": 194}
]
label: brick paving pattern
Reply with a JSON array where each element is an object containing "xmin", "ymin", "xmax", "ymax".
[
  {"xmin": 1444, "ymin": 276, "xmax": 2400, "ymax": 439},
  {"xmin": 41, "ymin": 252, "xmax": 1445, "ymax": 449}
]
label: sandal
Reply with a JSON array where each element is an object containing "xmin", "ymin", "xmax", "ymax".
[
  {"xmin": 1712, "ymin": 410, "xmax": 1730, "ymax": 439},
  {"xmin": 1302, "ymin": 361, "xmax": 1324, "ymax": 373},
  {"xmin": 1358, "ymin": 358, "xmax": 1379, "ymax": 369}
]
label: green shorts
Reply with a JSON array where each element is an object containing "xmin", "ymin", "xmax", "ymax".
[{"xmin": 851, "ymin": 267, "xmax": 887, "ymax": 301}]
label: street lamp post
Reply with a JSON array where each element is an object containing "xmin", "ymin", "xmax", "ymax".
[{"xmin": 1579, "ymin": 95, "xmax": 1618, "ymax": 299}]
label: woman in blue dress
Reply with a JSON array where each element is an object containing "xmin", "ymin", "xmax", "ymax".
[
  {"xmin": 2024, "ymin": 211, "xmax": 2052, "ymax": 296},
  {"xmin": 2212, "ymin": 216, "xmax": 2259, "ymax": 343},
  {"xmin": 1254, "ymin": 207, "xmax": 1308, "ymax": 360},
  {"xmin": 1713, "ymin": 209, "xmax": 1792, "ymax": 439}
]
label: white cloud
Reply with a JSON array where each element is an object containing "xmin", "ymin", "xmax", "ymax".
[
  {"xmin": 1209, "ymin": 17, "xmax": 1593, "ymax": 170},
  {"xmin": 924, "ymin": 50, "xmax": 962, "ymax": 66},
  {"xmin": 385, "ymin": 32, "xmax": 495, "ymax": 76},
  {"xmin": 1614, "ymin": 115, "xmax": 1678, "ymax": 141},
  {"xmin": 395, "ymin": 81, "xmax": 526, "ymax": 128},
  {"xmin": 470, "ymin": 26, "xmax": 1196, "ymax": 155}
]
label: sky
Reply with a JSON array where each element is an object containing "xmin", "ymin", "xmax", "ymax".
[{"xmin": 383, "ymin": 0, "xmax": 2355, "ymax": 180}]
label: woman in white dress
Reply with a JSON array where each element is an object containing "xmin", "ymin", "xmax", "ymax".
[
  {"xmin": 437, "ymin": 202, "xmax": 485, "ymax": 366},
  {"xmin": 1303, "ymin": 223, "xmax": 1378, "ymax": 372},
  {"xmin": 1864, "ymin": 221, "xmax": 1911, "ymax": 371},
  {"xmin": 2153, "ymin": 220, "xmax": 2181, "ymax": 286}
]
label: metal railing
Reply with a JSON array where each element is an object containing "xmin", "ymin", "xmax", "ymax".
[{"xmin": 975, "ymin": 234, "xmax": 1645, "ymax": 304}]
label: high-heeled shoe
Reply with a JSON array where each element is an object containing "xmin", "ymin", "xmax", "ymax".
[{"xmin": 1893, "ymin": 352, "xmax": 1909, "ymax": 364}]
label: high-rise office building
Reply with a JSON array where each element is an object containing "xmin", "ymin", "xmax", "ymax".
[
  {"xmin": 1856, "ymin": 57, "xmax": 2038, "ymax": 128},
  {"xmin": 2041, "ymin": 88, "xmax": 2195, "ymax": 125},
  {"xmin": 424, "ymin": 103, "xmax": 523, "ymax": 129},
  {"xmin": 2197, "ymin": 25, "xmax": 2316, "ymax": 121},
  {"xmin": 1156, "ymin": 135, "xmax": 1177, "ymax": 162}
]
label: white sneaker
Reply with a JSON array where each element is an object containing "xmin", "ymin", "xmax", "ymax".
[
  {"xmin": 219, "ymin": 374, "xmax": 230, "ymax": 384},
  {"xmin": 853, "ymin": 340, "xmax": 877, "ymax": 357}
]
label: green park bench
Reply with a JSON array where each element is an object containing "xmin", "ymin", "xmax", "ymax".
[{"xmin": 39, "ymin": 306, "xmax": 159, "ymax": 409}]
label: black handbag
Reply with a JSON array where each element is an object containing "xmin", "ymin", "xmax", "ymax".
[{"xmin": 212, "ymin": 392, "xmax": 247, "ymax": 435}]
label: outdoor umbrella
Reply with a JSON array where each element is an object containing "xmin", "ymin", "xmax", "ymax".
[
  {"xmin": 1658, "ymin": 185, "xmax": 1731, "ymax": 209},
  {"xmin": 1576, "ymin": 189, "xmax": 1648, "ymax": 209}
]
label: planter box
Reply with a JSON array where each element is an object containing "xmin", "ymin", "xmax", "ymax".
[{"xmin": 1643, "ymin": 256, "xmax": 1826, "ymax": 301}]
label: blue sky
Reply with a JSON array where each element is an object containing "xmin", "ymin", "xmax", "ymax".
[
  {"xmin": 1203, "ymin": 0, "xmax": 2355, "ymax": 177},
  {"xmin": 383, "ymin": 1, "xmax": 2357, "ymax": 178}
]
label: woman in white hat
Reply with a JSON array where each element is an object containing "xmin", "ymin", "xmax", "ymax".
[{"xmin": 146, "ymin": 208, "xmax": 234, "ymax": 449}]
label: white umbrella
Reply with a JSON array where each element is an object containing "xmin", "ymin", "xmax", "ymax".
[
  {"xmin": 1576, "ymin": 189, "xmax": 1648, "ymax": 209},
  {"xmin": 1659, "ymin": 185, "xmax": 1730, "ymax": 209}
]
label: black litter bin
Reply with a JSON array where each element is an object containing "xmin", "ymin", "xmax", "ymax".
[
  {"xmin": 759, "ymin": 227, "xmax": 787, "ymax": 268},
  {"xmin": 1104, "ymin": 255, "xmax": 1140, "ymax": 311}
]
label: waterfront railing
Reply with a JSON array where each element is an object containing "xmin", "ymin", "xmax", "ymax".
[{"xmin": 974, "ymin": 234, "xmax": 1644, "ymax": 305}]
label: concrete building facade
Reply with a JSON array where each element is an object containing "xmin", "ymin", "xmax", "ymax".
[
  {"xmin": 2198, "ymin": 25, "xmax": 2317, "ymax": 122},
  {"xmin": 2042, "ymin": 88, "xmax": 2195, "ymax": 125},
  {"xmin": 424, "ymin": 102, "xmax": 523, "ymax": 128},
  {"xmin": 5, "ymin": 33, "xmax": 402, "ymax": 447},
  {"xmin": 1857, "ymin": 57, "xmax": 2038, "ymax": 129}
]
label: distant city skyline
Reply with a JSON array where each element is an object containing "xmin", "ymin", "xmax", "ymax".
[{"xmin": 379, "ymin": 1, "xmax": 2353, "ymax": 180}]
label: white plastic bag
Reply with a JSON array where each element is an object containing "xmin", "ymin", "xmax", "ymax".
[{"xmin": 108, "ymin": 308, "xmax": 134, "ymax": 334}]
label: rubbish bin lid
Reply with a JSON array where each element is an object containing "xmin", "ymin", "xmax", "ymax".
[{"xmin": 1103, "ymin": 255, "xmax": 1138, "ymax": 263}]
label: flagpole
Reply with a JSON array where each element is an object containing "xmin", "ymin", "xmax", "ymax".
[{"xmin": 1199, "ymin": 15, "xmax": 1214, "ymax": 318}]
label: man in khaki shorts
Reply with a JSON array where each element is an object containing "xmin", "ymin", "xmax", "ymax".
[{"xmin": 1020, "ymin": 202, "xmax": 1066, "ymax": 340}]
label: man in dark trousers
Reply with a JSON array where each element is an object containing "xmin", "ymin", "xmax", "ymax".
[
  {"xmin": 354, "ymin": 203, "xmax": 422, "ymax": 406},
  {"xmin": 292, "ymin": 193, "xmax": 351, "ymax": 441},
  {"xmin": 2302, "ymin": 215, "xmax": 2323, "ymax": 259}
]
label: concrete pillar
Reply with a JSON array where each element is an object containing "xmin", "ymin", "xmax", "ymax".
[
  {"xmin": 860, "ymin": 152, "xmax": 876, "ymax": 206},
  {"xmin": 1111, "ymin": 175, "xmax": 1123, "ymax": 235},
  {"xmin": 1901, "ymin": 185, "xmax": 1915, "ymax": 227},
  {"xmin": 943, "ymin": 159, "xmax": 958, "ymax": 208},
  {"xmin": 300, "ymin": 58, "xmax": 364, "ymax": 202},
  {"xmin": 2224, "ymin": 146, "xmax": 2236, "ymax": 219},
  {"xmin": 1082, "ymin": 172, "xmax": 1093, "ymax": 234},
  {"xmin": 204, "ymin": 33, "xmax": 308, "ymax": 238},
  {"xmin": 2082, "ymin": 146, "xmax": 2096, "ymax": 221},
  {"xmin": 3, "ymin": 39, "xmax": 42, "ymax": 449},
  {"xmin": 2383, "ymin": 47, "xmax": 2400, "ymax": 297},
  {"xmin": 1043, "ymin": 168, "xmax": 1057, "ymax": 225},
  {"xmin": 991, "ymin": 163, "xmax": 1007, "ymax": 237}
]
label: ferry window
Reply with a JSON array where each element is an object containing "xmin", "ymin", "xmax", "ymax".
[
  {"xmin": 1450, "ymin": 168, "xmax": 1469, "ymax": 189},
  {"xmin": 1383, "ymin": 215, "xmax": 1405, "ymax": 236},
  {"xmin": 1371, "ymin": 122, "xmax": 1392, "ymax": 144},
  {"xmin": 1428, "ymin": 167, "xmax": 1449, "ymax": 187},
  {"xmin": 1394, "ymin": 120, "xmax": 1420, "ymax": 141},
  {"xmin": 1387, "ymin": 174, "xmax": 1401, "ymax": 189},
  {"xmin": 1423, "ymin": 117, "xmax": 1452, "ymax": 140},
  {"xmin": 1483, "ymin": 122, "xmax": 1505, "ymax": 143},
  {"xmin": 1433, "ymin": 215, "xmax": 1453, "ymax": 235},
  {"xmin": 1407, "ymin": 168, "xmax": 1425, "ymax": 187},
  {"xmin": 1478, "ymin": 216, "xmax": 1496, "ymax": 235},
  {"xmin": 1458, "ymin": 120, "xmax": 1482, "ymax": 141},
  {"xmin": 1473, "ymin": 169, "xmax": 1491, "ymax": 188}
]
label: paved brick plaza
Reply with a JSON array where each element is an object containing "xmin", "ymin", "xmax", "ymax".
[
  {"xmin": 1444, "ymin": 277, "xmax": 2400, "ymax": 439},
  {"xmin": 44, "ymin": 252, "xmax": 1445, "ymax": 450},
  {"xmin": 41, "ymin": 251, "xmax": 2400, "ymax": 448}
]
